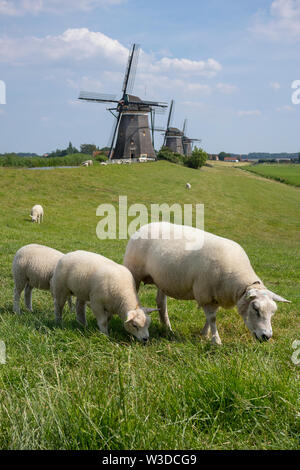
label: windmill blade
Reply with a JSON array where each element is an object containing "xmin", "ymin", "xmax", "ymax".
[
  {"xmin": 163, "ymin": 100, "xmax": 174, "ymax": 146},
  {"xmin": 122, "ymin": 43, "xmax": 140, "ymax": 96},
  {"xmin": 79, "ymin": 91, "xmax": 118, "ymax": 103},
  {"xmin": 108, "ymin": 112, "xmax": 122, "ymax": 159},
  {"xmin": 166, "ymin": 100, "xmax": 175, "ymax": 130},
  {"xmin": 134, "ymin": 99, "xmax": 168, "ymax": 108},
  {"xmin": 150, "ymin": 106, "xmax": 167, "ymax": 115},
  {"xmin": 182, "ymin": 118, "xmax": 188, "ymax": 135},
  {"xmin": 150, "ymin": 108, "xmax": 155, "ymax": 148}
]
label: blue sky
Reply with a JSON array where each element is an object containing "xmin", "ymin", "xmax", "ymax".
[{"xmin": 0, "ymin": 0, "xmax": 299, "ymax": 155}]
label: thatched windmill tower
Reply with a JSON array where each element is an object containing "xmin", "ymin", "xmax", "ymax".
[
  {"xmin": 182, "ymin": 119, "xmax": 201, "ymax": 156},
  {"xmin": 162, "ymin": 100, "xmax": 184, "ymax": 155},
  {"xmin": 79, "ymin": 44, "xmax": 167, "ymax": 160}
]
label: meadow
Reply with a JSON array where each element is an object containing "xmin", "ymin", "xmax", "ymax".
[
  {"xmin": 242, "ymin": 163, "xmax": 300, "ymax": 187},
  {"xmin": 0, "ymin": 161, "xmax": 299, "ymax": 450}
]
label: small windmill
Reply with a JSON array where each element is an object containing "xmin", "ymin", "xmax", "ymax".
[
  {"xmin": 79, "ymin": 44, "xmax": 167, "ymax": 160},
  {"xmin": 162, "ymin": 100, "xmax": 184, "ymax": 155},
  {"xmin": 181, "ymin": 119, "xmax": 201, "ymax": 156}
]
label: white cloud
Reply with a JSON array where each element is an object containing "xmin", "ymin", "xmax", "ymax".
[
  {"xmin": 276, "ymin": 105, "xmax": 294, "ymax": 111},
  {"xmin": 0, "ymin": 1, "xmax": 19, "ymax": 15},
  {"xmin": 237, "ymin": 110, "xmax": 262, "ymax": 117},
  {"xmin": 151, "ymin": 57, "xmax": 222, "ymax": 78},
  {"xmin": 186, "ymin": 83, "xmax": 211, "ymax": 93},
  {"xmin": 181, "ymin": 101, "xmax": 205, "ymax": 108},
  {"xmin": 0, "ymin": 28, "xmax": 129, "ymax": 64},
  {"xmin": 216, "ymin": 83, "xmax": 237, "ymax": 94},
  {"xmin": 251, "ymin": 0, "xmax": 300, "ymax": 41},
  {"xmin": 0, "ymin": 29, "xmax": 222, "ymax": 98},
  {"xmin": 0, "ymin": 0, "xmax": 124, "ymax": 15},
  {"xmin": 270, "ymin": 81, "xmax": 281, "ymax": 91}
]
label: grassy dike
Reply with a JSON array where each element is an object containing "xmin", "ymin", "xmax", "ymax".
[{"xmin": 0, "ymin": 161, "xmax": 299, "ymax": 449}]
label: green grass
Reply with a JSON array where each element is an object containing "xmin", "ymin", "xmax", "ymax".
[
  {"xmin": 242, "ymin": 163, "xmax": 300, "ymax": 187},
  {"xmin": 0, "ymin": 162, "xmax": 299, "ymax": 449}
]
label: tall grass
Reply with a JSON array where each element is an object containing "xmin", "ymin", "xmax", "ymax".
[{"xmin": 0, "ymin": 153, "xmax": 92, "ymax": 168}]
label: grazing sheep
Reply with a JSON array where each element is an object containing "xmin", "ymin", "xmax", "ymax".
[
  {"xmin": 124, "ymin": 222, "xmax": 290, "ymax": 344},
  {"xmin": 186, "ymin": 183, "xmax": 191, "ymax": 190},
  {"xmin": 12, "ymin": 244, "xmax": 72, "ymax": 314},
  {"xmin": 100, "ymin": 162, "xmax": 108, "ymax": 166},
  {"xmin": 81, "ymin": 160, "xmax": 93, "ymax": 167},
  {"xmin": 51, "ymin": 250, "xmax": 157, "ymax": 342},
  {"xmin": 30, "ymin": 205, "xmax": 44, "ymax": 223}
]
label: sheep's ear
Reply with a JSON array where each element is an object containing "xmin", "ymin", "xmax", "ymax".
[
  {"xmin": 125, "ymin": 311, "xmax": 136, "ymax": 323},
  {"xmin": 142, "ymin": 307, "xmax": 159, "ymax": 315},
  {"xmin": 266, "ymin": 290, "xmax": 291, "ymax": 303},
  {"xmin": 245, "ymin": 288, "xmax": 258, "ymax": 300}
]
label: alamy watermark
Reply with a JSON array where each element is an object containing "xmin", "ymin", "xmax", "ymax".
[
  {"xmin": 96, "ymin": 196, "xmax": 204, "ymax": 250},
  {"xmin": 0, "ymin": 80, "xmax": 6, "ymax": 105},
  {"xmin": 0, "ymin": 341, "xmax": 6, "ymax": 364},
  {"xmin": 291, "ymin": 80, "xmax": 300, "ymax": 105},
  {"xmin": 291, "ymin": 340, "xmax": 300, "ymax": 365}
]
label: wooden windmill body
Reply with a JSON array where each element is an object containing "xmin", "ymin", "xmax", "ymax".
[{"xmin": 79, "ymin": 44, "xmax": 167, "ymax": 160}]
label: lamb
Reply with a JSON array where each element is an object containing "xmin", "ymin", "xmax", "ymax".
[
  {"xmin": 186, "ymin": 183, "xmax": 191, "ymax": 190},
  {"xmin": 81, "ymin": 160, "xmax": 93, "ymax": 167},
  {"xmin": 51, "ymin": 250, "xmax": 157, "ymax": 342},
  {"xmin": 12, "ymin": 244, "xmax": 72, "ymax": 314},
  {"xmin": 123, "ymin": 222, "xmax": 290, "ymax": 345},
  {"xmin": 30, "ymin": 204, "xmax": 43, "ymax": 223}
]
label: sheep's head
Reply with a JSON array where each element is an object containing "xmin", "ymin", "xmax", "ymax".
[
  {"xmin": 238, "ymin": 287, "xmax": 290, "ymax": 341},
  {"xmin": 124, "ymin": 307, "xmax": 157, "ymax": 343},
  {"xmin": 30, "ymin": 215, "xmax": 37, "ymax": 223}
]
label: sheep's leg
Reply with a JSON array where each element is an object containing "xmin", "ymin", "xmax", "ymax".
[
  {"xmin": 13, "ymin": 286, "xmax": 23, "ymax": 314},
  {"xmin": 54, "ymin": 297, "xmax": 66, "ymax": 325},
  {"xmin": 24, "ymin": 284, "xmax": 33, "ymax": 312},
  {"xmin": 203, "ymin": 305, "xmax": 222, "ymax": 345},
  {"xmin": 134, "ymin": 278, "xmax": 141, "ymax": 293},
  {"xmin": 200, "ymin": 319, "xmax": 211, "ymax": 339},
  {"xmin": 156, "ymin": 289, "xmax": 172, "ymax": 331},
  {"xmin": 76, "ymin": 298, "xmax": 86, "ymax": 326},
  {"xmin": 91, "ymin": 303, "xmax": 108, "ymax": 335},
  {"xmin": 67, "ymin": 296, "xmax": 73, "ymax": 312}
]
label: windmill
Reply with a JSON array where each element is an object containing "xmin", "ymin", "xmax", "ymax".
[
  {"xmin": 181, "ymin": 119, "xmax": 201, "ymax": 156},
  {"xmin": 162, "ymin": 100, "xmax": 184, "ymax": 155},
  {"xmin": 79, "ymin": 44, "xmax": 167, "ymax": 160}
]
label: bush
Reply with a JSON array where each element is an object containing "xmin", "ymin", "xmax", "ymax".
[
  {"xmin": 157, "ymin": 147, "xmax": 185, "ymax": 165},
  {"xmin": 94, "ymin": 153, "xmax": 108, "ymax": 163},
  {"xmin": 184, "ymin": 147, "xmax": 208, "ymax": 169}
]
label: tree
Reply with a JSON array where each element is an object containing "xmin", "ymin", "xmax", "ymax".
[
  {"xmin": 80, "ymin": 144, "xmax": 97, "ymax": 155},
  {"xmin": 184, "ymin": 147, "xmax": 207, "ymax": 169},
  {"xmin": 67, "ymin": 141, "xmax": 78, "ymax": 154}
]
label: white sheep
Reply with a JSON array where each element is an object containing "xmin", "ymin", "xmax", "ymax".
[
  {"xmin": 124, "ymin": 222, "xmax": 290, "ymax": 345},
  {"xmin": 30, "ymin": 204, "xmax": 44, "ymax": 223},
  {"xmin": 81, "ymin": 160, "xmax": 93, "ymax": 167},
  {"xmin": 12, "ymin": 244, "xmax": 72, "ymax": 314},
  {"xmin": 51, "ymin": 250, "xmax": 157, "ymax": 342},
  {"xmin": 186, "ymin": 183, "xmax": 191, "ymax": 190}
]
